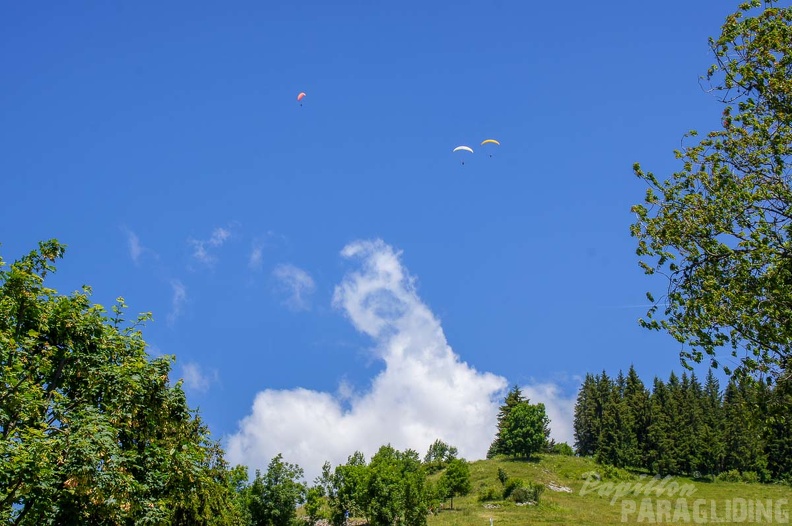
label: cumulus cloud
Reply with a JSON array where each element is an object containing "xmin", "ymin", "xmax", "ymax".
[
  {"xmin": 226, "ymin": 239, "xmax": 509, "ymax": 481},
  {"xmin": 167, "ymin": 279, "xmax": 187, "ymax": 326},
  {"xmin": 180, "ymin": 362, "xmax": 218, "ymax": 393},
  {"xmin": 189, "ymin": 227, "xmax": 231, "ymax": 266},
  {"xmin": 272, "ymin": 264, "xmax": 316, "ymax": 311}
]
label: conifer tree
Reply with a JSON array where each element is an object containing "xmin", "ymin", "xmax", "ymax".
[
  {"xmin": 763, "ymin": 373, "xmax": 792, "ymax": 480},
  {"xmin": 573, "ymin": 374, "xmax": 599, "ymax": 456},
  {"xmin": 623, "ymin": 365, "xmax": 651, "ymax": 468},
  {"xmin": 487, "ymin": 385, "xmax": 526, "ymax": 458},
  {"xmin": 596, "ymin": 372, "xmax": 637, "ymax": 468},
  {"xmin": 722, "ymin": 379, "xmax": 768, "ymax": 478},
  {"xmin": 697, "ymin": 370, "xmax": 725, "ymax": 476}
]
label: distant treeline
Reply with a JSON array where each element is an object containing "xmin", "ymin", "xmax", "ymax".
[{"xmin": 573, "ymin": 366, "xmax": 792, "ymax": 482}]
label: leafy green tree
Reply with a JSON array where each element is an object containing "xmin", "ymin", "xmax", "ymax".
[
  {"xmin": 437, "ymin": 458, "xmax": 471, "ymax": 509},
  {"xmin": 423, "ymin": 439, "xmax": 458, "ymax": 474},
  {"xmin": 247, "ymin": 454, "xmax": 307, "ymax": 526},
  {"xmin": 304, "ymin": 486, "xmax": 327, "ymax": 525},
  {"xmin": 487, "ymin": 385, "xmax": 526, "ymax": 458},
  {"xmin": 501, "ymin": 401, "xmax": 550, "ymax": 459},
  {"xmin": 0, "ymin": 241, "xmax": 240, "ymax": 525},
  {"xmin": 631, "ymin": 0, "xmax": 792, "ymax": 383},
  {"xmin": 326, "ymin": 452, "xmax": 368, "ymax": 526},
  {"xmin": 365, "ymin": 445, "xmax": 428, "ymax": 526}
]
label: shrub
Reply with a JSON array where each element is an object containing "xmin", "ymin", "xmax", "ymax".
[
  {"xmin": 510, "ymin": 482, "xmax": 544, "ymax": 504},
  {"xmin": 502, "ymin": 478, "xmax": 523, "ymax": 500},
  {"xmin": 550, "ymin": 442, "xmax": 574, "ymax": 456},
  {"xmin": 477, "ymin": 486, "xmax": 500, "ymax": 502},
  {"xmin": 497, "ymin": 468, "xmax": 508, "ymax": 486},
  {"xmin": 717, "ymin": 469, "xmax": 742, "ymax": 483}
]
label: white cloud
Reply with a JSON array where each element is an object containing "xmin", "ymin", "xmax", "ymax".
[
  {"xmin": 272, "ymin": 264, "xmax": 316, "ymax": 311},
  {"xmin": 189, "ymin": 227, "xmax": 232, "ymax": 266},
  {"xmin": 180, "ymin": 362, "xmax": 218, "ymax": 393},
  {"xmin": 122, "ymin": 227, "xmax": 156, "ymax": 265},
  {"xmin": 226, "ymin": 239, "xmax": 509, "ymax": 481},
  {"xmin": 209, "ymin": 227, "xmax": 231, "ymax": 247},
  {"xmin": 249, "ymin": 242, "xmax": 265, "ymax": 271},
  {"xmin": 127, "ymin": 231, "xmax": 143, "ymax": 264},
  {"xmin": 167, "ymin": 279, "xmax": 187, "ymax": 326}
]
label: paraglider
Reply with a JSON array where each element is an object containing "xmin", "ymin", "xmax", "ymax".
[
  {"xmin": 453, "ymin": 145, "xmax": 474, "ymax": 165},
  {"xmin": 297, "ymin": 92, "xmax": 306, "ymax": 106},
  {"xmin": 480, "ymin": 139, "xmax": 500, "ymax": 157}
]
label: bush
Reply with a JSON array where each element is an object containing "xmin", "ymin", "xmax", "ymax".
[
  {"xmin": 550, "ymin": 442, "xmax": 574, "ymax": 456},
  {"xmin": 502, "ymin": 478, "xmax": 523, "ymax": 500},
  {"xmin": 510, "ymin": 482, "xmax": 544, "ymax": 504},
  {"xmin": 716, "ymin": 469, "xmax": 742, "ymax": 483},
  {"xmin": 497, "ymin": 468, "xmax": 508, "ymax": 486},
  {"xmin": 601, "ymin": 464, "xmax": 632, "ymax": 481},
  {"xmin": 477, "ymin": 486, "xmax": 500, "ymax": 502},
  {"xmin": 527, "ymin": 482, "xmax": 545, "ymax": 503}
]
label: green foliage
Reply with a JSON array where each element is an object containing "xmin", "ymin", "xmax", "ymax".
[
  {"xmin": 365, "ymin": 445, "xmax": 427, "ymax": 526},
  {"xmin": 247, "ymin": 454, "xmax": 307, "ymax": 526},
  {"xmin": 423, "ymin": 439, "xmax": 458, "ymax": 474},
  {"xmin": 487, "ymin": 385, "xmax": 526, "ymax": 458},
  {"xmin": 572, "ymin": 365, "xmax": 791, "ymax": 482},
  {"xmin": 549, "ymin": 442, "xmax": 575, "ymax": 456},
  {"xmin": 324, "ymin": 446, "xmax": 430, "ymax": 526},
  {"xmin": 437, "ymin": 458, "xmax": 471, "ymax": 509},
  {"xmin": 0, "ymin": 240, "xmax": 241, "ymax": 525},
  {"xmin": 631, "ymin": 1, "xmax": 792, "ymax": 383},
  {"xmin": 326, "ymin": 451, "xmax": 368, "ymax": 526},
  {"xmin": 500, "ymin": 401, "xmax": 551, "ymax": 459},
  {"xmin": 501, "ymin": 478, "xmax": 523, "ymax": 500},
  {"xmin": 304, "ymin": 486, "xmax": 327, "ymax": 524},
  {"xmin": 573, "ymin": 373, "xmax": 609, "ymax": 457},
  {"xmin": 497, "ymin": 467, "xmax": 508, "ymax": 486},
  {"xmin": 510, "ymin": 482, "xmax": 544, "ymax": 504},
  {"xmin": 476, "ymin": 486, "xmax": 500, "ymax": 502}
]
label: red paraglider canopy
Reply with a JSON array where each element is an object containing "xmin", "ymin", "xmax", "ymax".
[{"xmin": 297, "ymin": 92, "xmax": 306, "ymax": 102}]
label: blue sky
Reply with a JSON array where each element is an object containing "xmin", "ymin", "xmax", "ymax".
[{"xmin": 1, "ymin": 1, "xmax": 753, "ymax": 479}]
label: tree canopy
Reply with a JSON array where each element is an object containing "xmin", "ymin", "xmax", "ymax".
[
  {"xmin": 631, "ymin": 0, "xmax": 792, "ymax": 383},
  {"xmin": 0, "ymin": 241, "xmax": 241, "ymax": 525},
  {"xmin": 501, "ymin": 401, "xmax": 550, "ymax": 460}
]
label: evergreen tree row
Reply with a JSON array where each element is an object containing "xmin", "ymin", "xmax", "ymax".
[{"xmin": 573, "ymin": 366, "xmax": 792, "ymax": 482}]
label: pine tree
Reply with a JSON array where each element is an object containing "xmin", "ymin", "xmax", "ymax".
[
  {"xmin": 487, "ymin": 385, "xmax": 526, "ymax": 458},
  {"xmin": 596, "ymin": 372, "xmax": 637, "ymax": 468},
  {"xmin": 573, "ymin": 374, "xmax": 599, "ymax": 456},
  {"xmin": 722, "ymin": 379, "xmax": 768, "ymax": 478},
  {"xmin": 763, "ymin": 374, "xmax": 792, "ymax": 480},
  {"xmin": 623, "ymin": 365, "xmax": 651, "ymax": 468},
  {"xmin": 646, "ymin": 376, "xmax": 680, "ymax": 475},
  {"xmin": 676, "ymin": 372, "xmax": 704, "ymax": 475},
  {"xmin": 697, "ymin": 370, "xmax": 725, "ymax": 476}
]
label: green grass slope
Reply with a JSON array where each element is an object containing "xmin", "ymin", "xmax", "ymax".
[{"xmin": 428, "ymin": 455, "xmax": 791, "ymax": 526}]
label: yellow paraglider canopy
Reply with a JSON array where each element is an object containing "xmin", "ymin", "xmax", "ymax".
[{"xmin": 481, "ymin": 139, "xmax": 500, "ymax": 146}]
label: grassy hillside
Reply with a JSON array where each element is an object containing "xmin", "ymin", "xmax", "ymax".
[{"xmin": 427, "ymin": 455, "xmax": 791, "ymax": 526}]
